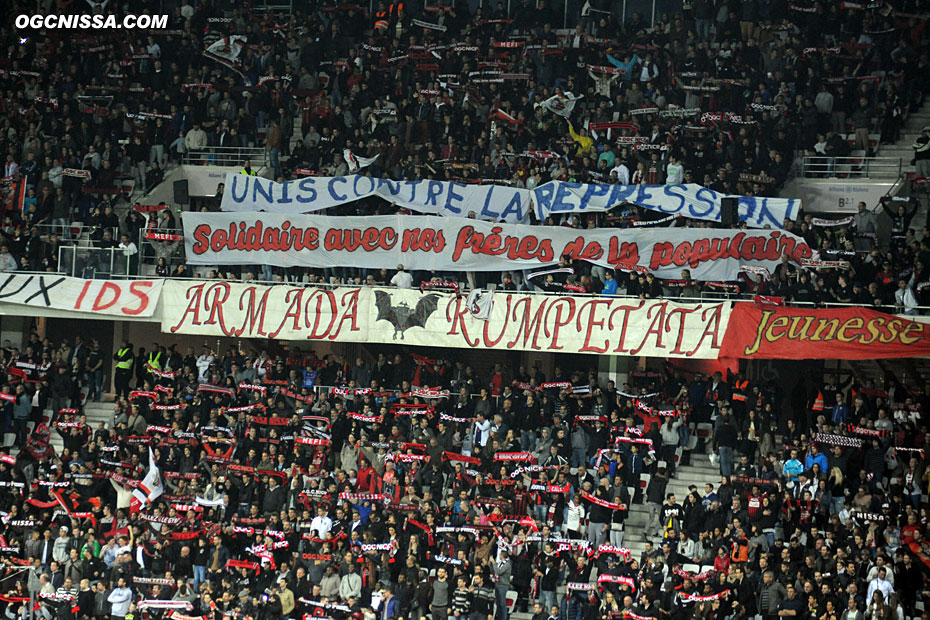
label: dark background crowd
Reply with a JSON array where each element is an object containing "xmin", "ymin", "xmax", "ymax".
[{"xmin": 0, "ymin": 0, "xmax": 926, "ymax": 311}]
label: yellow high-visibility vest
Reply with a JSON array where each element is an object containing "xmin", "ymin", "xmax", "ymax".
[{"xmin": 115, "ymin": 348, "xmax": 133, "ymax": 370}]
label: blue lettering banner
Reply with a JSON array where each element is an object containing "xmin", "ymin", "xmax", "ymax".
[
  {"xmin": 221, "ymin": 173, "xmax": 529, "ymax": 223},
  {"xmin": 220, "ymin": 173, "xmax": 800, "ymax": 229}
]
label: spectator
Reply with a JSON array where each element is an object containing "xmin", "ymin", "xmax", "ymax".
[
  {"xmin": 390, "ymin": 264, "xmax": 414, "ymax": 288},
  {"xmin": 914, "ymin": 126, "xmax": 930, "ymax": 179},
  {"xmin": 852, "ymin": 202, "xmax": 878, "ymax": 253},
  {"xmin": 0, "ymin": 245, "xmax": 17, "ymax": 272},
  {"xmin": 895, "ymin": 278, "xmax": 919, "ymax": 315},
  {"xmin": 117, "ymin": 234, "xmax": 138, "ymax": 275}
]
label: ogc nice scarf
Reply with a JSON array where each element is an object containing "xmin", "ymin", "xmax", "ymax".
[
  {"xmin": 596, "ymin": 574, "xmax": 636, "ymax": 590},
  {"xmin": 678, "ymin": 590, "xmax": 729, "ymax": 602},
  {"xmin": 580, "ymin": 491, "xmax": 627, "ymax": 510}
]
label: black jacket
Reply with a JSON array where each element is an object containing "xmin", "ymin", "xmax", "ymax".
[
  {"xmin": 716, "ymin": 422, "xmax": 738, "ymax": 449},
  {"xmin": 262, "ymin": 484, "xmax": 287, "ymax": 515}
]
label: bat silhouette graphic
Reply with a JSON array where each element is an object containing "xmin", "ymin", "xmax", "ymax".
[{"xmin": 374, "ymin": 292, "xmax": 440, "ymax": 340}]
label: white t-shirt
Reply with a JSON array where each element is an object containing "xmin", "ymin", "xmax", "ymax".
[
  {"xmin": 310, "ymin": 515, "xmax": 333, "ymax": 538},
  {"xmin": 196, "ymin": 354, "xmax": 214, "ymax": 381},
  {"xmin": 565, "ymin": 502, "xmax": 585, "ymax": 531},
  {"xmin": 473, "ymin": 418, "xmax": 491, "ymax": 446},
  {"xmin": 610, "ymin": 163, "xmax": 630, "ymax": 185},
  {"xmin": 390, "ymin": 270, "xmax": 413, "ymax": 288}
]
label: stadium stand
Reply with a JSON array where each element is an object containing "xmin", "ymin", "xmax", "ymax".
[{"xmin": 0, "ymin": 1, "xmax": 928, "ymax": 620}]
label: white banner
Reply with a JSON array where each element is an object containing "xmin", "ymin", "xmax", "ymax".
[
  {"xmin": 532, "ymin": 183, "xmax": 800, "ymax": 229},
  {"xmin": 220, "ymin": 173, "xmax": 800, "ymax": 229},
  {"xmin": 221, "ymin": 172, "xmax": 529, "ymax": 222},
  {"xmin": 0, "ymin": 275, "xmax": 162, "ymax": 317},
  {"xmin": 161, "ymin": 281, "xmax": 731, "ymax": 359},
  {"xmin": 182, "ymin": 212, "xmax": 813, "ymax": 282}
]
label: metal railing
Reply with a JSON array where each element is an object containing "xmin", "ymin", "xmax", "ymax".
[
  {"xmin": 798, "ymin": 156, "xmax": 904, "ymax": 179},
  {"xmin": 58, "ymin": 246, "xmax": 132, "ymax": 279},
  {"xmin": 138, "ymin": 226, "xmax": 185, "ymax": 275},
  {"xmin": 182, "ymin": 146, "xmax": 267, "ymax": 167},
  {"xmin": 5, "ymin": 223, "xmax": 120, "ymax": 240},
  {"xmin": 250, "ymin": 0, "xmax": 293, "ymax": 10}
]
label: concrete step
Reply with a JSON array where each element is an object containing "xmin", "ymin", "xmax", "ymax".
[
  {"xmin": 877, "ymin": 100, "xmax": 930, "ymax": 165},
  {"xmin": 49, "ymin": 403, "xmax": 113, "ymax": 453},
  {"xmin": 676, "ymin": 469, "xmax": 720, "ymax": 478},
  {"xmin": 669, "ymin": 471, "xmax": 723, "ymax": 485}
]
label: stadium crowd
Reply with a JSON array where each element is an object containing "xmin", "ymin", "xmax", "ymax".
[
  {"xmin": 0, "ymin": 0, "xmax": 930, "ymax": 617},
  {"xmin": 0, "ymin": 335, "xmax": 926, "ymax": 620},
  {"xmin": 0, "ymin": 0, "xmax": 928, "ymax": 310}
]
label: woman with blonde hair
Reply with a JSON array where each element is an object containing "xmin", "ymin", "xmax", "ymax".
[
  {"xmin": 828, "ymin": 467, "xmax": 845, "ymax": 515},
  {"xmin": 598, "ymin": 591, "xmax": 619, "ymax": 619}
]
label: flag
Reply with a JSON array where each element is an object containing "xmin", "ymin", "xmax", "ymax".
[
  {"xmin": 465, "ymin": 289, "xmax": 495, "ymax": 321},
  {"xmin": 52, "ymin": 490, "xmax": 73, "ymax": 513},
  {"xmin": 581, "ymin": 1, "xmax": 611, "ymax": 15},
  {"xmin": 13, "ymin": 178, "xmax": 25, "ymax": 212},
  {"xmin": 204, "ymin": 35, "xmax": 247, "ymax": 80},
  {"xmin": 540, "ymin": 92, "xmax": 583, "ymax": 118},
  {"xmin": 490, "ymin": 108, "xmax": 521, "ymax": 125},
  {"xmin": 22, "ymin": 423, "xmax": 54, "ymax": 461},
  {"xmin": 130, "ymin": 448, "xmax": 163, "ymax": 513},
  {"xmin": 204, "ymin": 35, "xmax": 246, "ymax": 63},
  {"xmin": 343, "ymin": 149, "xmax": 379, "ymax": 173}
]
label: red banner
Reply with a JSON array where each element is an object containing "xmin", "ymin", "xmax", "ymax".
[{"xmin": 720, "ymin": 304, "xmax": 930, "ymax": 359}]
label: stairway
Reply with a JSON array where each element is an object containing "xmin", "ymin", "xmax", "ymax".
[
  {"xmin": 506, "ymin": 450, "xmax": 723, "ymax": 620},
  {"xmin": 846, "ymin": 359, "xmax": 884, "ymax": 386},
  {"xmin": 625, "ymin": 452, "xmax": 721, "ymax": 555},
  {"xmin": 46, "ymin": 401, "xmax": 113, "ymax": 456},
  {"xmin": 876, "ymin": 99, "xmax": 930, "ymax": 174}
]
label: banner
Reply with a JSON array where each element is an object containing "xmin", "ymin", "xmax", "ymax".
[
  {"xmin": 532, "ymin": 183, "xmax": 799, "ymax": 228},
  {"xmin": 720, "ymin": 304, "xmax": 930, "ymax": 359},
  {"xmin": 160, "ymin": 281, "xmax": 731, "ymax": 359},
  {"xmin": 218, "ymin": 173, "xmax": 799, "ymax": 229},
  {"xmin": 182, "ymin": 212, "xmax": 812, "ymax": 282},
  {"xmin": 220, "ymin": 172, "xmax": 529, "ymax": 223},
  {"xmin": 0, "ymin": 275, "xmax": 162, "ymax": 317}
]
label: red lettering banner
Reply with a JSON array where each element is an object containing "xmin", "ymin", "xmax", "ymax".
[
  {"xmin": 181, "ymin": 212, "xmax": 811, "ymax": 282},
  {"xmin": 0, "ymin": 275, "xmax": 162, "ymax": 318},
  {"xmin": 161, "ymin": 282, "xmax": 731, "ymax": 359},
  {"xmin": 720, "ymin": 304, "xmax": 930, "ymax": 359}
]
